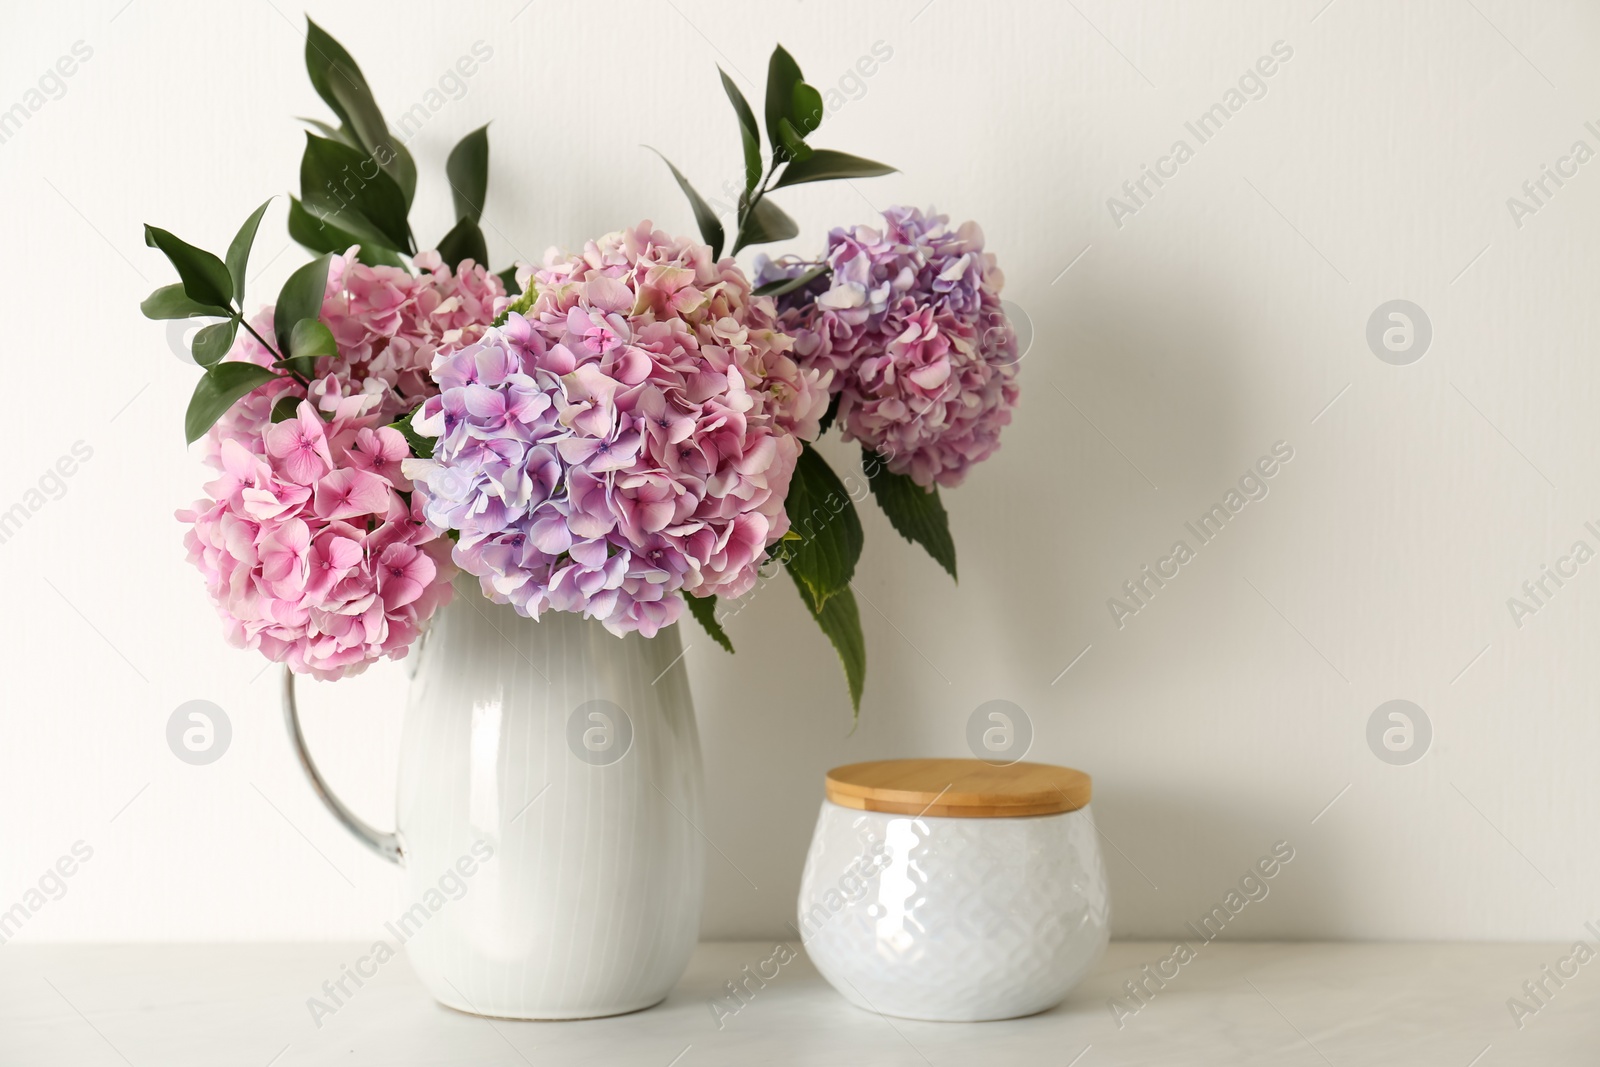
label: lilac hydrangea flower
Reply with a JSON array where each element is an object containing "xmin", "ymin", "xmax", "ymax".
[
  {"xmin": 404, "ymin": 221, "xmax": 820, "ymax": 638},
  {"xmin": 757, "ymin": 206, "xmax": 1020, "ymax": 489}
]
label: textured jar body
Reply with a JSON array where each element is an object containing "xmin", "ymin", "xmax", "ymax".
[
  {"xmin": 394, "ymin": 590, "xmax": 704, "ymax": 1019},
  {"xmin": 798, "ymin": 799, "xmax": 1109, "ymax": 1021}
]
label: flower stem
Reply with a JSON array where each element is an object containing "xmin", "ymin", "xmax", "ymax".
[
  {"xmin": 733, "ymin": 161, "xmax": 783, "ymax": 253},
  {"xmin": 238, "ymin": 318, "xmax": 282, "ymax": 361},
  {"xmin": 238, "ymin": 316, "xmax": 310, "ymax": 387}
]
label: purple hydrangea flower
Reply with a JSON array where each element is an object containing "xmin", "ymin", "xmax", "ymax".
[
  {"xmin": 757, "ymin": 206, "xmax": 1020, "ymax": 489},
  {"xmin": 405, "ymin": 222, "xmax": 817, "ymax": 638}
]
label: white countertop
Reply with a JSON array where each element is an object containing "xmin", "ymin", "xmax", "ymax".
[{"xmin": 2, "ymin": 940, "xmax": 1591, "ymax": 1065}]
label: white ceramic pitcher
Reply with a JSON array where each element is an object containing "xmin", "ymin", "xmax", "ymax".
[{"xmin": 283, "ymin": 582, "xmax": 705, "ymax": 1019}]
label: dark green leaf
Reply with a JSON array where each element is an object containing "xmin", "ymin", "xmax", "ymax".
[
  {"xmin": 863, "ymin": 449, "xmax": 957, "ymax": 580},
  {"xmin": 140, "ymin": 283, "xmax": 228, "ymax": 320},
  {"xmin": 191, "ymin": 318, "xmax": 239, "ymax": 367},
  {"xmin": 390, "ymin": 410, "xmax": 434, "ymax": 459},
  {"xmin": 772, "ymin": 149, "xmax": 897, "ymax": 190},
  {"xmin": 817, "ymin": 392, "xmax": 840, "ymax": 437},
  {"xmin": 497, "ymin": 265, "xmax": 522, "ymax": 296},
  {"xmin": 781, "ymin": 444, "xmax": 863, "ymax": 607},
  {"xmin": 270, "ymin": 395, "xmax": 303, "ymax": 423},
  {"xmin": 298, "ymin": 117, "xmax": 356, "ymax": 146},
  {"xmin": 751, "ymin": 264, "xmax": 827, "ymax": 298},
  {"xmin": 732, "ymin": 196, "xmax": 798, "ymax": 254},
  {"xmin": 436, "ymin": 216, "xmax": 489, "ymax": 271},
  {"xmin": 288, "ymin": 195, "xmax": 353, "ymax": 254},
  {"xmin": 302, "ymin": 20, "xmax": 366, "ymax": 122},
  {"xmin": 273, "ymin": 253, "xmax": 333, "ymax": 356},
  {"xmin": 685, "ymin": 594, "xmax": 734, "ymax": 654},
  {"xmin": 300, "ymin": 133, "xmax": 413, "ymax": 254},
  {"xmin": 718, "ymin": 68, "xmax": 763, "ymax": 194},
  {"xmin": 143, "ymin": 225, "xmax": 234, "ymax": 309},
  {"xmin": 646, "ymin": 147, "xmax": 724, "ymax": 260},
  {"xmin": 185, "ymin": 363, "xmax": 279, "ymax": 444},
  {"xmin": 287, "ymin": 196, "xmax": 406, "ymax": 268},
  {"xmin": 225, "ymin": 199, "xmax": 273, "ymax": 304},
  {"xmin": 304, "ymin": 18, "xmax": 417, "ymax": 206},
  {"xmin": 776, "ymin": 118, "xmax": 812, "ymax": 162},
  {"xmin": 788, "ymin": 568, "xmax": 865, "ymax": 714},
  {"xmin": 446, "ymin": 125, "xmax": 490, "ymax": 224},
  {"xmin": 764, "ymin": 45, "xmax": 805, "ymax": 162},
  {"xmin": 791, "ymin": 81, "xmax": 823, "ymax": 137}
]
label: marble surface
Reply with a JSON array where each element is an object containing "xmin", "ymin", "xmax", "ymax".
[{"xmin": 2, "ymin": 940, "xmax": 1593, "ymax": 1065}]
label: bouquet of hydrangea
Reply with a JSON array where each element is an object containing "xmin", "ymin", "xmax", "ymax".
[{"xmin": 146, "ymin": 22, "xmax": 1020, "ymax": 712}]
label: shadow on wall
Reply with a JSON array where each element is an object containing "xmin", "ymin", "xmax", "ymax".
[
  {"xmin": 972, "ymin": 259, "xmax": 1263, "ymax": 709},
  {"xmin": 969, "ymin": 263, "xmax": 1344, "ymax": 938},
  {"xmin": 1092, "ymin": 785, "xmax": 1340, "ymax": 942},
  {"xmin": 688, "ymin": 256, "xmax": 1303, "ymax": 941}
]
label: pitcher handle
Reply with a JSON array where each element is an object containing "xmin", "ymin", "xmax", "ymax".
[{"xmin": 281, "ymin": 666, "xmax": 404, "ymax": 866}]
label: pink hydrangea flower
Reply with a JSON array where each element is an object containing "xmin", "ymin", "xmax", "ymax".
[
  {"xmin": 405, "ymin": 221, "xmax": 820, "ymax": 638},
  {"xmin": 320, "ymin": 250, "xmax": 504, "ymax": 422},
  {"xmin": 180, "ymin": 246, "xmax": 498, "ymax": 677},
  {"xmin": 757, "ymin": 206, "xmax": 1020, "ymax": 488},
  {"xmin": 178, "ymin": 396, "xmax": 454, "ymax": 680},
  {"xmin": 204, "ymin": 250, "xmax": 505, "ymax": 464}
]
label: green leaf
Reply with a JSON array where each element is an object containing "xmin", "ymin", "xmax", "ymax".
[
  {"xmin": 492, "ymin": 281, "xmax": 537, "ymax": 327},
  {"xmin": 390, "ymin": 409, "xmax": 434, "ymax": 459},
  {"xmin": 270, "ymin": 395, "xmax": 303, "ymax": 423},
  {"xmin": 287, "ymin": 195, "xmax": 353, "ymax": 254},
  {"xmin": 788, "ymin": 568, "xmax": 865, "ymax": 715},
  {"xmin": 302, "ymin": 21, "xmax": 365, "ymax": 122},
  {"xmin": 304, "ymin": 18, "xmax": 417, "ymax": 206},
  {"xmin": 446, "ymin": 125, "xmax": 490, "ymax": 224},
  {"xmin": 284, "ymin": 316, "xmax": 336, "ymax": 381},
  {"xmin": 185, "ymin": 363, "xmax": 279, "ymax": 444},
  {"xmin": 191, "ymin": 318, "xmax": 239, "ymax": 367},
  {"xmin": 140, "ymin": 283, "xmax": 228, "ymax": 320},
  {"xmin": 732, "ymin": 196, "xmax": 798, "ymax": 254},
  {"xmin": 817, "ymin": 392, "xmax": 840, "ymax": 437},
  {"xmin": 718, "ymin": 68, "xmax": 763, "ymax": 194},
  {"xmin": 436, "ymin": 216, "xmax": 489, "ymax": 271},
  {"xmin": 143, "ymin": 225, "xmax": 234, "ymax": 309},
  {"xmin": 685, "ymin": 594, "xmax": 734, "ymax": 654},
  {"xmin": 300, "ymin": 133, "xmax": 413, "ymax": 254},
  {"xmin": 646, "ymin": 147, "xmax": 724, "ymax": 260},
  {"xmin": 775, "ymin": 118, "xmax": 812, "ymax": 162},
  {"xmin": 751, "ymin": 264, "xmax": 827, "ymax": 298},
  {"xmin": 781, "ymin": 444, "xmax": 863, "ymax": 607},
  {"xmin": 863, "ymin": 449, "xmax": 957, "ymax": 580},
  {"xmin": 225, "ymin": 199, "xmax": 273, "ymax": 304},
  {"xmin": 791, "ymin": 81, "xmax": 823, "ymax": 137},
  {"xmin": 497, "ymin": 264, "xmax": 522, "ymax": 296},
  {"xmin": 289, "ymin": 318, "xmax": 337, "ymax": 359},
  {"xmin": 772, "ymin": 149, "xmax": 897, "ymax": 190},
  {"xmin": 298, "ymin": 117, "xmax": 356, "ymax": 146},
  {"xmin": 273, "ymin": 254, "xmax": 333, "ymax": 356},
  {"xmin": 287, "ymin": 196, "xmax": 406, "ymax": 268},
  {"xmin": 764, "ymin": 45, "xmax": 805, "ymax": 162}
]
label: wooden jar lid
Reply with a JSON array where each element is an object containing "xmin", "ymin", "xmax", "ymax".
[{"xmin": 825, "ymin": 759, "xmax": 1092, "ymax": 818}]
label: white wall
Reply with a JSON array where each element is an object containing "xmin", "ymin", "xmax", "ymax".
[{"xmin": 4, "ymin": 0, "xmax": 1598, "ymax": 945}]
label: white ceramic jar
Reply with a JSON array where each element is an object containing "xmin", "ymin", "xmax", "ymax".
[{"xmin": 797, "ymin": 759, "xmax": 1109, "ymax": 1022}]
